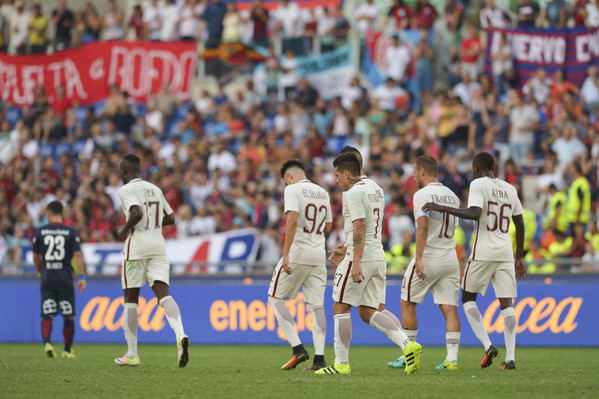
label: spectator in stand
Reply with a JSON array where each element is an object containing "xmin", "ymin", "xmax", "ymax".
[
  {"xmin": 10, "ymin": 1, "xmax": 29, "ymax": 54},
  {"xmin": 387, "ymin": 0, "xmax": 412, "ymax": 30},
  {"xmin": 537, "ymin": 155, "xmax": 565, "ymax": 213},
  {"xmin": 280, "ymin": 48, "xmax": 299, "ymax": 100},
  {"xmin": 161, "ymin": 0, "xmax": 181, "ymax": 42},
  {"xmin": 459, "ymin": 24, "xmax": 481, "ymax": 81},
  {"xmin": 480, "ymin": 0, "xmax": 512, "ymax": 29},
  {"xmin": 517, "ymin": 0, "xmax": 540, "ymax": 28},
  {"xmin": 585, "ymin": 0, "xmax": 599, "ymax": 28},
  {"xmin": 126, "ymin": 5, "xmax": 144, "ymax": 41},
  {"xmin": 332, "ymin": 4, "xmax": 350, "ymax": 47},
  {"xmin": 509, "ymin": 91, "xmax": 539, "ymax": 161},
  {"xmin": 581, "ymin": 65, "xmax": 599, "ymax": 114},
  {"xmin": 415, "ymin": 30, "xmax": 434, "ymax": 108},
  {"xmin": 202, "ymin": 0, "xmax": 226, "ymax": 47},
  {"xmin": 491, "ymin": 33, "xmax": 513, "ymax": 96},
  {"xmin": 453, "ymin": 72, "xmax": 481, "ymax": 107},
  {"xmin": 222, "ymin": 1, "xmax": 241, "ymax": 43},
  {"xmin": 355, "ymin": 0, "xmax": 379, "ymax": 36},
  {"xmin": 51, "ymin": 0, "xmax": 74, "ymax": 51},
  {"xmin": 544, "ymin": 0, "xmax": 567, "ymax": 29},
  {"xmin": 274, "ymin": 0, "xmax": 303, "ymax": 54},
  {"xmin": 374, "ymin": 77, "xmax": 408, "ymax": 112},
  {"xmin": 143, "ymin": 0, "xmax": 162, "ymax": 41},
  {"xmin": 28, "ymin": 3, "xmax": 47, "ymax": 54},
  {"xmin": 574, "ymin": 0, "xmax": 590, "ymax": 26},
  {"xmin": 523, "ymin": 67, "xmax": 552, "ymax": 105},
  {"xmin": 102, "ymin": 0, "xmax": 124, "ymax": 41},
  {"xmin": 80, "ymin": 2, "xmax": 101, "ymax": 43},
  {"xmin": 413, "ymin": 0, "xmax": 438, "ymax": 30},
  {"xmin": 249, "ymin": 0, "xmax": 269, "ymax": 48},
  {"xmin": 551, "ymin": 123, "xmax": 586, "ymax": 169},
  {"xmin": 551, "ymin": 69, "xmax": 578, "ymax": 106},
  {"xmin": 318, "ymin": 6, "xmax": 337, "ymax": 53},
  {"xmin": 385, "ymin": 35, "xmax": 411, "ymax": 86},
  {"xmin": 207, "ymin": 139, "xmax": 237, "ymax": 175},
  {"xmin": 566, "ymin": 163, "xmax": 592, "ymax": 230}
]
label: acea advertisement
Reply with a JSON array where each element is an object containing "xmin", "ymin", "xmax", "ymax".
[{"xmin": 0, "ymin": 276, "xmax": 596, "ymax": 347}]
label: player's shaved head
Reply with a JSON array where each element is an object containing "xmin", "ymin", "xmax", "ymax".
[
  {"xmin": 333, "ymin": 153, "xmax": 361, "ymax": 177},
  {"xmin": 339, "ymin": 146, "xmax": 363, "ymax": 169},
  {"xmin": 46, "ymin": 200, "xmax": 63, "ymax": 216},
  {"xmin": 473, "ymin": 152, "xmax": 494, "ymax": 173},
  {"xmin": 280, "ymin": 159, "xmax": 306, "ymax": 179},
  {"xmin": 414, "ymin": 155, "xmax": 438, "ymax": 177}
]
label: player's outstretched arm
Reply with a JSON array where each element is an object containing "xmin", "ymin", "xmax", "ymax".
[
  {"xmin": 163, "ymin": 213, "xmax": 175, "ymax": 226},
  {"xmin": 512, "ymin": 214, "xmax": 527, "ymax": 279},
  {"xmin": 73, "ymin": 251, "xmax": 87, "ymax": 293},
  {"xmin": 117, "ymin": 205, "xmax": 143, "ymax": 240},
  {"xmin": 422, "ymin": 203, "xmax": 482, "ymax": 221}
]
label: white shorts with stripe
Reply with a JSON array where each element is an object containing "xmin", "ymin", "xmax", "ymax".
[
  {"xmin": 400, "ymin": 257, "xmax": 460, "ymax": 306},
  {"xmin": 462, "ymin": 259, "xmax": 517, "ymax": 298},
  {"xmin": 121, "ymin": 258, "xmax": 170, "ymax": 289},
  {"xmin": 332, "ymin": 257, "xmax": 386, "ymax": 308},
  {"xmin": 267, "ymin": 259, "xmax": 326, "ymax": 306}
]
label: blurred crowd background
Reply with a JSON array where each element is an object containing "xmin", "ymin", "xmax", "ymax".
[{"xmin": 1, "ymin": 0, "xmax": 599, "ymax": 275}]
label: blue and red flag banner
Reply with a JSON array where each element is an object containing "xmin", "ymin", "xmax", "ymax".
[{"xmin": 485, "ymin": 27, "xmax": 599, "ymax": 88}]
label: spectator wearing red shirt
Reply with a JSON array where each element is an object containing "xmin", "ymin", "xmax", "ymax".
[
  {"xmin": 127, "ymin": 5, "xmax": 144, "ymax": 40},
  {"xmin": 460, "ymin": 24, "xmax": 481, "ymax": 80},
  {"xmin": 413, "ymin": 0, "xmax": 438, "ymax": 29},
  {"xmin": 387, "ymin": 0, "xmax": 412, "ymax": 30},
  {"xmin": 575, "ymin": 1, "xmax": 590, "ymax": 26},
  {"xmin": 249, "ymin": 0, "xmax": 269, "ymax": 48},
  {"xmin": 51, "ymin": 84, "xmax": 71, "ymax": 116}
]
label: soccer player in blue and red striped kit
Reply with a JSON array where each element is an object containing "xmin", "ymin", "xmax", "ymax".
[{"xmin": 32, "ymin": 200, "xmax": 86, "ymax": 358}]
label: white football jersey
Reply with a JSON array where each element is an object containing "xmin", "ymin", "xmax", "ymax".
[
  {"xmin": 468, "ymin": 176, "xmax": 523, "ymax": 262},
  {"xmin": 284, "ymin": 180, "xmax": 332, "ymax": 267},
  {"xmin": 413, "ymin": 182, "xmax": 460, "ymax": 262},
  {"xmin": 119, "ymin": 178, "xmax": 173, "ymax": 260},
  {"xmin": 343, "ymin": 180, "xmax": 386, "ymax": 262}
]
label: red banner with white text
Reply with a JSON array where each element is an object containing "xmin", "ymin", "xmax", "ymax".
[{"xmin": 0, "ymin": 41, "xmax": 197, "ymax": 107}]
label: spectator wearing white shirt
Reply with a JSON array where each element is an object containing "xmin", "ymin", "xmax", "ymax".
[
  {"xmin": 585, "ymin": 0, "xmax": 599, "ymax": 28},
  {"xmin": 537, "ymin": 155, "xmax": 564, "ymax": 213},
  {"xmin": 522, "ymin": 67, "xmax": 552, "ymax": 105},
  {"xmin": 143, "ymin": 0, "xmax": 162, "ymax": 41},
  {"xmin": 581, "ymin": 66, "xmax": 599, "ymax": 114},
  {"xmin": 207, "ymin": 139, "xmax": 237, "ymax": 175},
  {"xmin": 509, "ymin": 92, "xmax": 539, "ymax": 160},
  {"xmin": 9, "ymin": 1, "xmax": 29, "ymax": 54},
  {"xmin": 275, "ymin": 0, "xmax": 303, "ymax": 54},
  {"xmin": 161, "ymin": 0, "xmax": 181, "ymax": 42},
  {"xmin": 279, "ymin": 49, "xmax": 299, "ymax": 100},
  {"xmin": 387, "ymin": 203, "xmax": 414, "ymax": 248},
  {"xmin": 551, "ymin": 123, "xmax": 587, "ymax": 169},
  {"xmin": 341, "ymin": 77, "xmax": 363, "ymax": 110},
  {"xmin": 373, "ymin": 77, "xmax": 408, "ymax": 111},
  {"xmin": 480, "ymin": 0, "xmax": 512, "ymax": 28},
  {"xmin": 452, "ymin": 72, "xmax": 481, "ymax": 107},
  {"xmin": 190, "ymin": 207, "xmax": 217, "ymax": 236},
  {"xmin": 385, "ymin": 35, "xmax": 411, "ymax": 85},
  {"xmin": 355, "ymin": 0, "xmax": 379, "ymax": 36}
]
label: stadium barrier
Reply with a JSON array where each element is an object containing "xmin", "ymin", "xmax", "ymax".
[{"xmin": 1, "ymin": 275, "xmax": 596, "ymax": 347}]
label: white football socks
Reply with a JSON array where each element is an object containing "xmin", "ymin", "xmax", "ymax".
[
  {"xmin": 405, "ymin": 328, "xmax": 418, "ymax": 342},
  {"xmin": 369, "ymin": 311, "xmax": 410, "ymax": 350},
  {"xmin": 501, "ymin": 307, "xmax": 517, "ymax": 362},
  {"xmin": 310, "ymin": 306, "xmax": 326, "ymax": 356},
  {"xmin": 382, "ymin": 309, "xmax": 403, "ymax": 329},
  {"xmin": 159, "ymin": 296, "xmax": 185, "ymax": 340},
  {"xmin": 464, "ymin": 301, "xmax": 492, "ymax": 350},
  {"xmin": 268, "ymin": 297, "xmax": 301, "ymax": 347},
  {"xmin": 446, "ymin": 332, "xmax": 460, "ymax": 363},
  {"xmin": 334, "ymin": 313, "xmax": 352, "ymax": 365},
  {"xmin": 123, "ymin": 303, "xmax": 138, "ymax": 358}
]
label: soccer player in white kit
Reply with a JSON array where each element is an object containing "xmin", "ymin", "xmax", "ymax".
[
  {"xmin": 268, "ymin": 159, "xmax": 332, "ymax": 371},
  {"xmin": 423, "ymin": 152, "xmax": 526, "ymax": 371},
  {"xmin": 316, "ymin": 153, "xmax": 422, "ymax": 376},
  {"xmin": 114, "ymin": 153, "xmax": 189, "ymax": 368},
  {"xmin": 398, "ymin": 155, "xmax": 461, "ymax": 370}
]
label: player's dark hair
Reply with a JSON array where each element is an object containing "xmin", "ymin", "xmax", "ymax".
[
  {"xmin": 473, "ymin": 152, "xmax": 494, "ymax": 172},
  {"xmin": 280, "ymin": 159, "xmax": 305, "ymax": 178},
  {"xmin": 46, "ymin": 200, "xmax": 63, "ymax": 216},
  {"xmin": 339, "ymin": 146, "xmax": 363, "ymax": 168},
  {"xmin": 121, "ymin": 153, "xmax": 141, "ymax": 172},
  {"xmin": 414, "ymin": 155, "xmax": 438, "ymax": 177},
  {"xmin": 333, "ymin": 153, "xmax": 361, "ymax": 176}
]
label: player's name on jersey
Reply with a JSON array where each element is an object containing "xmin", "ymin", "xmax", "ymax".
[
  {"xmin": 430, "ymin": 194, "xmax": 459, "ymax": 205},
  {"xmin": 366, "ymin": 189, "xmax": 384, "ymax": 203},
  {"xmin": 40, "ymin": 228, "xmax": 70, "ymax": 235},
  {"xmin": 46, "ymin": 262, "xmax": 64, "ymax": 270},
  {"xmin": 301, "ymin": 188, "xmax": 327, "ymax": 200},
  {"xmin": 491, "ymin": 188, "xmax": 510, "ymax": 199}
]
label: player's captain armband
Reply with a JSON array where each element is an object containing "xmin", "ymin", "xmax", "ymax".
[{"xmin": 416, "ymin": 210, "xmax": 429, "ymax": 219}]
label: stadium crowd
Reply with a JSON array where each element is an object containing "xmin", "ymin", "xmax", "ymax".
[{"xmin": 0, "ymin": 0, "xmax": 599, "ymax": 274}]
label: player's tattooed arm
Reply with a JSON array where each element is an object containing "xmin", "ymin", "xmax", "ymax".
[{"xmin": 353, "ymin": 233, "xmax": 363, "ymax": 244}]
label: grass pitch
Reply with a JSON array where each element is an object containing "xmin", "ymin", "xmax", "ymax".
[{"xmin": 0, "ymin": 344, "xmax": 597, "ymax": 399}]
